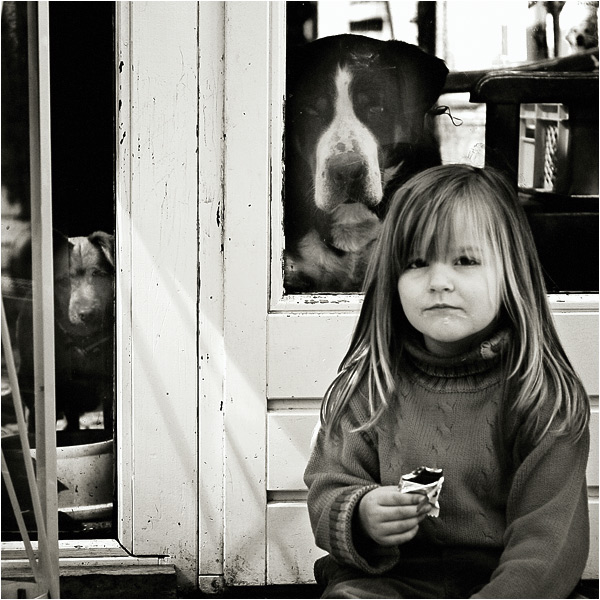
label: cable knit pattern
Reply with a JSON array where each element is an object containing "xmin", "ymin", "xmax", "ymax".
[{"xmin": 304, "ymin": 329, "xmax": 590, "ymax": 598}]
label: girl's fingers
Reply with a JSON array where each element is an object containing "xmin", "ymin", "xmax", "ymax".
[
  {"xmin": 357, "ymin": 487, "xmax": 433, "ymax": 545},
  {"xmin": 377, "ymin": 524, "xmax": 421, "ymax": 547},
  {"xmin": 376, "ymin": 499, "xmax": 432, "ymax": 522},
  {"xmin": 375, "ymin": 519, "xmax": 419, "ymax": 539},
  {"xmin": 376, "ymin": 488, "xmax": 424, "ymax": 506},
  {"xmin": 375, "ymin": 512, "xmax": 428, "ymax": 536}
]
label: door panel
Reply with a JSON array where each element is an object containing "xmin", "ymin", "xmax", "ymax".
[
  {"xmin": 266, "ymin": 503, "xmax": 326, "ymax": 585},
  {"xmin": 222, "ymin": 1, "xmax": 599, "ymax": 587},
  {"xmin": 267, "ymin": 314, "xmax": 357, "ymax": 398},
  {"xmin": 552, "ymin": 311, "xmax": 599, "ymax": 395},
  {"xmin": 267, "ymin": 412, "xmax": 318, "ymax": 490}
]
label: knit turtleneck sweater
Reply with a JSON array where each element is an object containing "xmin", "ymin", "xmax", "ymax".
[{"xmin": 304, "ymin": 331, "xmax": 590, "ymax": 599}]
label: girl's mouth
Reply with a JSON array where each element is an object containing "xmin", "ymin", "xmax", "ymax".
[{"xmin": 425, "ymin": 304, "xmax": 460, "ymax": 311}]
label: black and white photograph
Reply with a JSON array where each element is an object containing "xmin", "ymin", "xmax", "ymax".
[{"xmin": 1, "ymin": 2, "xmax": 598, "ymax": 598}]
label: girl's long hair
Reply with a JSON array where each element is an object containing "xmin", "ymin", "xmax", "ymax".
[{"xmin": 321, "ymin": 164, "xmax": 589, "ymax": 444}]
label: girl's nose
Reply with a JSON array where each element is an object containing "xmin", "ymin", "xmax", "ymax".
[{"xmin": 428, "ymin": 263, "xmax": 454, "ymax": 292}]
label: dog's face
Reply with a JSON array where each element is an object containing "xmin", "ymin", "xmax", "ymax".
[
  {"xmin": 286, "ymin": 34, "xmax": 448, "ymax": 216},
  {"xmin": 283, "ymin": 34, "xmax": 448, "ymax": 293},
  {"xmin": 54, "ymin": 231, "xmax": 114, "ymax": 337}
]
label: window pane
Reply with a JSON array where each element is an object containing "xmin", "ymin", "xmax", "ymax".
[
  {"xmin": 283, "ymin": 1, "xmax": 598, "ymax": 295},
  {"xmin": 1, "ymin": 1, "xmax": 116, "ymax": 540}
]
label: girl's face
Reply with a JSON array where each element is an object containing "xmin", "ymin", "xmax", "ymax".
[{"xmin": 397, "ymin": 232, "xmax": 501, "ymax": 357}]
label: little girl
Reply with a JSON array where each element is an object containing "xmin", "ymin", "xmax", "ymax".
[{"xmin": 304, "ymin": 164, "xmax": 591, "ymax": 599}]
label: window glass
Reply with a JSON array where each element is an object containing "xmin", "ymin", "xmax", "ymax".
[
  {"xmin": 1, "ymin": 1, "xmax": 116, "ymax": 540},
  {"xmin": 284, "ymin": 1, "xmax": 598, "ymax": 294}
]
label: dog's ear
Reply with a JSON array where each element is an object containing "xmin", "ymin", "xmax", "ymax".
[
  {"xmin": 52, "ymin": 228, "xmax": 72, "ymax": 264},
  {"xmin": 88, "ymin": 231, "xmax": 115, "ymax": 269},
  {"xmin": 52, "ymin": 228, "xmax": 69, "ymax": 247},
  {"xmin": 385, "ymin": 40, "xmax": 448, "ymax": 111}
]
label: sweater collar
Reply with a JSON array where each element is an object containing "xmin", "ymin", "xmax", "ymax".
[{"xmin": 403, "ymin": 328, "xmax": 511, "ymax": 380}]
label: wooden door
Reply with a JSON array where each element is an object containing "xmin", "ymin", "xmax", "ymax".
[{"xmin": 220, "ymin": 1, "xmax": 599, "ymax": 586}]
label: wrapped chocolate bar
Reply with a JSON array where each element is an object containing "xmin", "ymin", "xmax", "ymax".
[{"xmin": 399, "ymin": 466, "xmax": 444, "ymax": 517}]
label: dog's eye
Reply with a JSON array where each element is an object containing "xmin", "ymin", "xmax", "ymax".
[
  {"xmin": 299, "ymin": 96, "xmax": 328, "ymax": 119},
  {"xmin": 356, "ymin": 91, "xmax": 385, "ymax": 116},
  {"xmin": 302, "ymin": 106, "xmax": 321, "ymax": 117},
  {"xmin": 92, "ymin": 268, "xmax": 109, "ymax": 278}
]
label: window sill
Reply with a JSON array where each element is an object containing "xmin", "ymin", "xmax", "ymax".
[{"xmin": 1, "ymin": 538, "xmax": 171, "ymax": 578}]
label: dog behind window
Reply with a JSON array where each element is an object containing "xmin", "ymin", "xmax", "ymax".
[
  {"xmin": 284, "ymin": 34, "xmax": 448, "ymax": 293},
  {"xmin": 16, "ymin": 230, "xmax": 115, "ymax": 433}
]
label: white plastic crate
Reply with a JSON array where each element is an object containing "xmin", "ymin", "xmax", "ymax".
[{"xmin": 518, "ymin": 103, "xmax": 570, "ymax": 192}]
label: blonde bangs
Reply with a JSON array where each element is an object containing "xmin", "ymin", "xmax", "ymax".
[{"xmin": 397, "ymin": 186, "xmax": 504, "ymax": 308}]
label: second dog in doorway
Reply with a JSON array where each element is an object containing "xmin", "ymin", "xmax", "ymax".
[{"xmin": 16, "ymin": 231, "xmax": 115, "ymax": 433}]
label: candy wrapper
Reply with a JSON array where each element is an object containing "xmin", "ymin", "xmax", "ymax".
[{"xmin": 399, "ymin": 467, "xmax": 444, "ymax": 517}]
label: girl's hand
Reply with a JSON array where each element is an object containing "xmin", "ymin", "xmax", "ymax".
[{"xmin": 357, "ymin": 486, "xmax": 431, "ymax": 546}]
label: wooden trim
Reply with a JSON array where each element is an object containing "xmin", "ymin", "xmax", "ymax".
[
  {"xmin": 116, "ymin": 0, "xmax": 199, "ymax": 588},
  {"xmin": 115, "ymin": 0, "xmax": 134, "ymax": 552},
  {"xmin": 27, "ymin": 3, "xmax": 60, "ymax": 596},
  {"xmin": 198, "ymin": 0, "xmax": 227, "ymax": 580},
  {"xmin": 222, "ymin": 1, "xmax": 271, "ymax": 586}
]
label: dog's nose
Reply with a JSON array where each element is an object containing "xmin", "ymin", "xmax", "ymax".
[
  {"xmin": 78, "ymin": 309, "xmax": 94, "ymax": 323},
  {"xmin": 328, "ymin": 153, "xmax": 366, "ymax": 185}
]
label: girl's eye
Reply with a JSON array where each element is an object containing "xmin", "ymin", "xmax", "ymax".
[
  {"xmin": 406, "ymin": 258, "xmax": 428, "ymax": 269},
  {"xmin": 455, "ymin": 255, "xmax": 480, "ymax": 266}
]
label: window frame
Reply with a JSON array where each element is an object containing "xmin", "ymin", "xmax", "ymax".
[{"xmin": 2, "ymin": 1, "xmax": 201, "ymax": 589}]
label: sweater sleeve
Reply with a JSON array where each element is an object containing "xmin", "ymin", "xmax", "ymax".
[
  {"xmin": 303, "ymin": 395, "xmax": 401, "ymax": 574},
  {"xmin": 472, "ymin": 424, "xmax": 590, "ymax": 599}
]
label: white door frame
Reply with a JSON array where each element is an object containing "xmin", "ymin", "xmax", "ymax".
[
  {"xmin": 115, "ymin": 0, "xmax": 199, "ymax": 587},
  {"xmin": 220, "ymin": 0, "xmax": 599, "ymax": 586}
]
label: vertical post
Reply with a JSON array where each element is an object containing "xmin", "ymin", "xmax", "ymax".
[
  {"xmin": 27, "ymin": 2, "xmax": 60, "ymax": 597},
  {"xmin": 417, "ymin": 1, "xmax": 437, "ymax": 55},
  {"xmin": 114, "ymin": 0, "xmax": 133, "ymax": 550},
  {"xmin": 484, "ymin": 103, "xmax": 521, "ymax": 184},
  {"xmin": 198, "ymin": 0, "xmax": 226, "ymax": 591}
]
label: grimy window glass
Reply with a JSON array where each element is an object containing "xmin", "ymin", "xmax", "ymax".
[
  {"xmin": 283, "ymin": 2, "xmax": 598, "ymax": 295},
  {"xmin": 1, "ymin": 1, "xmax": 116, "ymax": 540}
]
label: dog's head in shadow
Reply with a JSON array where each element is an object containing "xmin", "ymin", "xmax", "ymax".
[
  {"xmin": 284, "ymin": 34, "xmax": 448, "ymax": 293},
  {"xmin": 53, "ymin": 231, "xmax": 115, "ymax": 339},
  {"xmin": 15, "ymin": 230, "xmax": 115, "ymax": 431}
]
